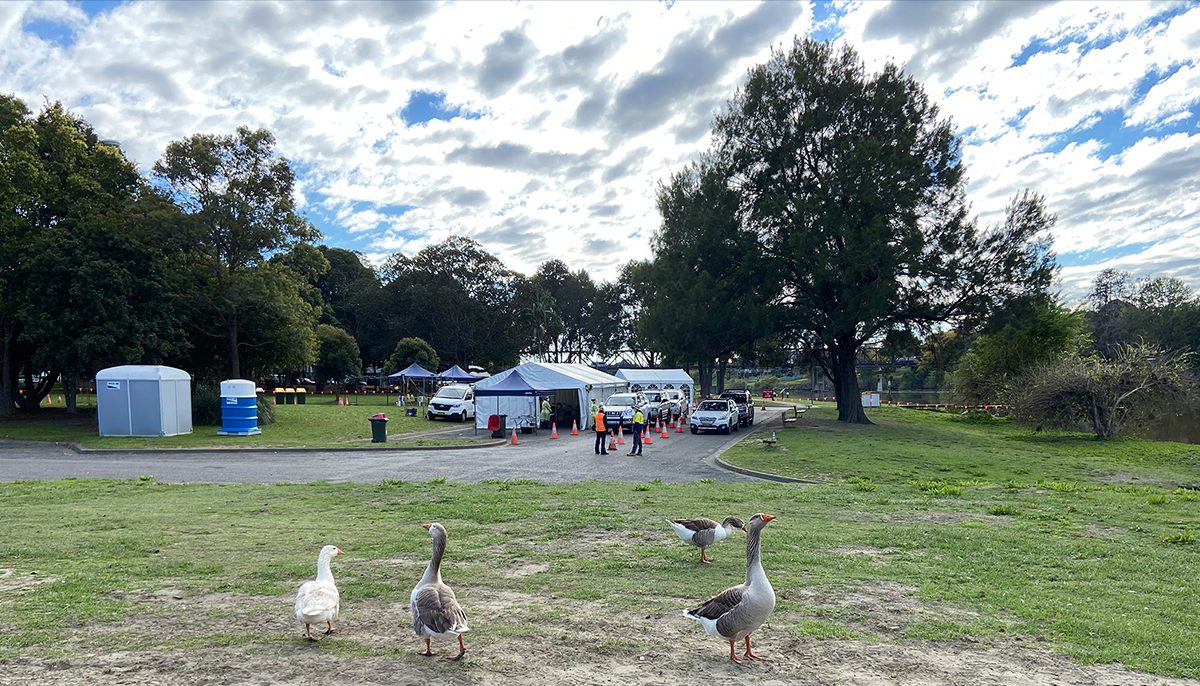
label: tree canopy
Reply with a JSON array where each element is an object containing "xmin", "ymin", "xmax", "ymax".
[{"xmin": 711, "ymin": 38, "xmax": 1055, "ymax": 422}]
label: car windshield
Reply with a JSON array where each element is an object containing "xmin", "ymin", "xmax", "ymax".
[
  {"xmin": 607, "ymin": 395, "xmax": 637, "ymax": 407},
  {"xmin": 643, "ymin": 391, "xmax": 662, "ymax": 402},
  {"xmin": 435, "ymin": 387, "xmax": 467, "ymax": 400},
  {"xmin": 699, "ymin": 401, "xmax": 727, "ymax": 411}
]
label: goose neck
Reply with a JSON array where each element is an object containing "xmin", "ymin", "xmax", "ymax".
[
  {"xmin": 744, "ymin": 526, "xmax": 764, "ymax": 586},
  {"xmin": 316, "ymin": 551, "xmax": 335, "ymax": 583},
  {"xmin": 420, "ymin": 531, "xmax": 446, "ymax": 586}
]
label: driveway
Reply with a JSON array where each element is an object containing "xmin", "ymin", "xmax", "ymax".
[{"xmin": 0, "ymin": 409, "xmax": 784, "ymax": 484}]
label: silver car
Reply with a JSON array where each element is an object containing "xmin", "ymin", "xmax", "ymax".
[{"xmin": 689, "ymin": 399, "xmax": 739, "ymax": 435}]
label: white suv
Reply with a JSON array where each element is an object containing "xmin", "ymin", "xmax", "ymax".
[{"xmin": 427, "ymin": 384, "xmax": 475, "ymax": 422}]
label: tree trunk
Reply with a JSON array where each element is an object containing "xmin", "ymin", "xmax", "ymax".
[
  {"xmin": 697, "ymin": 358, "xmax": 713, "ymax": 397},
  {"xmin": 717, "ymin": 359, "xmax": 727, "ymax": 393},
  {"xmin": 831, "ymin": 348, "xmax": 871, "ymax": 424},
  {"xmin": 0, "ymin": 331, "xmax": 12, "ymax": 418},
  {"xmin": 65, "ymin": 373, "xmax": 77, "ymax": 415},
  {"xmin": 227, "ymin": 316, "xmax": 240, "ymax": 379}
]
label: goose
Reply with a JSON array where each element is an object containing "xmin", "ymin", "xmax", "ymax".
[
  {"xmin": 295, "ymin": 545, "xmax": 343, "ymax": 641},
  {"xmin": 667, "ymin": 516, "xmax": 747, "ymax": 563},
  {"xmin": 410, "ymin": 522, "xmax": 470, "ymax": 660},
  {"xmin": 684, "ymin": 513, "xmax": 777, "ymax": 663}
]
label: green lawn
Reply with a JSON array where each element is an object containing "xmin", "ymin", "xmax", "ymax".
[
  {"xmin": 0, "ymin": 395, "xmax": 482, "ymax": 448},
  {"xmin": 724, "ymin": 404, "xmax": 1200, "ymax": 487}
]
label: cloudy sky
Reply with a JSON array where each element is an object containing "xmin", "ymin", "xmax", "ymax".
[{"xmin": 2, "ymin": 1, "xmax": 1198, "ymax": 301}]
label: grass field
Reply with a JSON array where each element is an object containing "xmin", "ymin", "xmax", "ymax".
[
  {"xmin": 2, "ymin": 406, "xmax": 1198, "ymax": 684},
  {"xmin": 0, "ymin": 395, "xmax": 484, "ymax": 449}
]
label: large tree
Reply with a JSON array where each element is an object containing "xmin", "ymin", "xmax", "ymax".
[
  {"xmin": 714, "ymin": 39, "xmax": 1054, "ymax": 423},
  {"xmin": 643, "ymin": 157, "xmax": 772, "ymax": 396},
  {"xmin": 532, "ymin": 260, "xmax": 598, "ymax": 363},
  {"xmin": 154, "ymin": 126, "xmax": 318, "ymax": 379}
]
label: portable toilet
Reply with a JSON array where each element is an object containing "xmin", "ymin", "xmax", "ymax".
[
  {"xmin": 217, "ymin": 379, "xmax": 261, "ymax": 436},
  {"xmin": 96, "ymin": 365, "xmax": 193, "ymax": 437}
]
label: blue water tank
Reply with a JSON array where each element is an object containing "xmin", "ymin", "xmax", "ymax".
[{"xmin": 217, "ymin": 379, "xmax": 261, "ymax": 436}]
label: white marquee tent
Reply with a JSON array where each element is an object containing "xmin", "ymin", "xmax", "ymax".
[
  {"xmin": 473, "ymin": 363, "xmax": 626, "ymax": 431},
  {"xmin": 614, "ymin": 368, "xmax": 696, "ymax": 405}
]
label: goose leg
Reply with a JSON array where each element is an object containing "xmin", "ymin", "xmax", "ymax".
[
  {"xmin": 743, "ymin": 635, "xmax": 766, "ymax": 661},
  {"xmin": 304, "ymin": 624, "xmax": 319, "ymax": 642},
  {"xmin": 324, "ymin": 620, "xmax": 336, "ymax": 635},
  {"xmin": 727, "ymin": 639, "xmax": 744, "ymax": 664},
  {"xmin": 446, "ymin": 634, "xmax": 467, "ymax": 661},
  {"xmin": 420, "ymin": 637, "xmax": 436, "ymax": 656},
  {"xmin": 700, "ymin": 549, "xmax": 712, "ymax": 564}
]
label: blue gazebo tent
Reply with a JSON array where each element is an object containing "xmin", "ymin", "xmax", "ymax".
[
  {"xmin": 437, "ymin": 364, "xmax": 483, "ymax": 384},
  {"xmin": 388, "ymin": 363, "xmax": 436, "ymax": 380}
]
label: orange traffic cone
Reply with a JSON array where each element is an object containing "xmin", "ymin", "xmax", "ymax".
[
  {"xmin": 551, "ymin": 422, "xmax": 559, "ymax": 439},
  {"xmin": 617, "ymin": 426, "xmax": 625, "ymax": 445},
  {"xmin": 570, "ymin": 420, "xmax": 579, "ymax": 436},
  {"xmin": 511, "ymin": 427, "xmax": 519, "ymax": 445},
  {"xmin": 675, "ymin": 419, "xmax": 683, "ymax": 433},
  {"xmin": 608, "ymin": 431, "xmax": 617, "ymax": 451},
  {"xmin": 661, "ymin": 423, "xmax": 669, "ymax": 439},
  {"xmin": 644, "ymin": 428, "xmax": 652, "ymax": 445}
]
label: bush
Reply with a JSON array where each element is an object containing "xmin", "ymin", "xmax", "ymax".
[
  {"xmin": 192, "ymin": 385, "xmax": 221, "ymax": 426},
  {"xmin": 257, "ymin": 396, "xmax": 275, "ymax": 425}
]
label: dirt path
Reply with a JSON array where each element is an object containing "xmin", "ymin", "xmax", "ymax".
[{"xmin": 3, "ymin": 580, "xmax": 1193, "ymax": 686}]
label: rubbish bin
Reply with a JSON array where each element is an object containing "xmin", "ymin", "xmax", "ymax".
[
  {"xmin": 284, "ymin": 387, "xmax": 296, "ymax": 405},
  {"xmin": 296, "ymin": 388, "xmax": 306, "ymax": 405},
  {"xmin": 488, "ymin": 414, "xmax": 507, "ymax": 439},
  {"xmin": 369, "ymin": 413, "xmax": 388, "ymax": 443},
  {"xmin": 274, "ymin": 387, "xmax": 285, "ymax": 404},
  {"xmin": 217, "ymin": 379, "xmax": 261, "ymax": 436}
]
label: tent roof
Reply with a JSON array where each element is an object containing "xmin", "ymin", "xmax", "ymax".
[
  {"xmin": 96, "ymin": 365, "xmax": 190, "ymax": 381},
  {"xmin": 614, "ymin": 368, "xmax": 694, "ymax": 385},
  {"xmin": 388, "ymin": 363, "xmax": 436, "ymax": 379},
  {"xmin": 475, "ymin": 362, "xmax": 624, "ymax": 394},
  {"xmin": 473, "ymin": 369, "xmax": 551, "ymax": 396},
  {"xmin": 437, "ymin": 364, "xmax": 483, "ymax": 383}
]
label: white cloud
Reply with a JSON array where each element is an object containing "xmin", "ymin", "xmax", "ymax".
[{"xmin": 1, "ymin": 0, "xmax": 1196, "ymax": 293}]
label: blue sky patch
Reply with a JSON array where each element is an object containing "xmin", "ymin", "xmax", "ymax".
[
  {"xmin": 1058, "ymin": 241, "xmax": 1156, "ymax": 267},
  {"xmin": 24, "ymin": 18, "xmax": 76, "ymax": 48},
  {"xmin": 78, "ymin": 0, "xmax": 124, "ymax": 17},
  {"xmin": 400, "ymin": 91, "xmax": 480, "ymax": 126}
]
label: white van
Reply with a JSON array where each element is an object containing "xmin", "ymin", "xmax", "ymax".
[{"xmin": 427, "ymin": 384, "xmax": 475, "ymax": 422}]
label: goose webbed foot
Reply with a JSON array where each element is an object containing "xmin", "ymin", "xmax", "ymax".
[
  {"xmin": 446, "ymin": 636, "xmax": 467, "ymax": 661},
  {"xmin": 304, "ymin": 624, "xmax": 320, "ymax": 642},
  {"xmin": 420, "ymin": 638, "xmax": 436, "ymax": 656},
  {"xmin": 727, "ymin": 640, "xmax": 745, "ymax": 664},
  {"xmin": 323, "ymin": 621, "xmax": 336, "ymax": 635},
  {"xmin": 743, "ymin": 636, "xmax": 766, "ymax": 660}
]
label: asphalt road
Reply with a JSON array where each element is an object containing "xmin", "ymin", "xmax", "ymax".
[{"xmin": 0, "ymin": 409, "xmax": 784, "ymax": 484}]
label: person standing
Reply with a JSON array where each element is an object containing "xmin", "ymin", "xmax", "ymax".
[
  {"xmin": 589, "ymin": 398, "xmax": 598, "ymax": 428},
  {"xmin": 594, "ymin": 404, "xmax": 608, "ymax": 455},
  {"xmin": 628, "ymin": 406, "xmax": 644, "ymax": 456},
  {"xmin": 540, "ymin": 396, "xmax": 552, "ymax": 429}
]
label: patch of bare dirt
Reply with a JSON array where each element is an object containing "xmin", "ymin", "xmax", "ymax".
[
  {"xmin": 0, "ymin": 568, "xmax": 55, "ymax": 593},
  {"xmin": 2, "ymin": 582, "xmax": 1192, "ymax": 686},
  {"xmin": 1085, "ymin": 523, "xmax": 1123, "ymax": 539},
  {"xmin": 829, "ymin": 546, "xmax": 891, "ymax": 558}
]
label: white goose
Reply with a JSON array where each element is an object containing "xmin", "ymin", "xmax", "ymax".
[
  {"xmin": 295, "ymin": 545, "xmax": 343, "ymax": 641},
  {"xmin": 410, "ymin": 522, "xmax": 470, "ymax": 660},
  {"xmin": 684, "ymin": 513, "xmax": 777, "ymax": 663},
  {"xmin": 668, "ymin": 516, "xmax": 747, "ymax": 563}
]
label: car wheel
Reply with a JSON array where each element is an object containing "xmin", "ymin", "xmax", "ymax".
[
  {"xmin": 458, "ymin": 411, "xmax": 466, "ymax": 422},
  {"xmin": 733, "ymin": 421, "xmax": 739, "ymax": 432},
  {"xmin": 690, "ymin": 427, "xmax": 698, "ymax": 435},
  {"xmin": 722, "ymin": 423, "xmax": 730, "ymax": 435},
  {"xmin": 427, "ymin": 413, "xmax": 435, "ymax": 421}
]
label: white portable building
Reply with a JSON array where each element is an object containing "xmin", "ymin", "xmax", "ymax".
[
  {"xmin": 96, "ymin": 365, "xmax": 193, "ymax": 437},
  {"xmin": 615, "ymin": 368, "xmax": 696, "ymax": 405},
  {"xmin": 473, "ymin": 363, "xmax": 626, "ymax": 430}
]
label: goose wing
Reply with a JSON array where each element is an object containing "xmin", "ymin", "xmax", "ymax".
[
  {"xmin": 295, "ymin": 580, "xmax": 340, "ymax": 622},
  {"xmin": 687, "ymin": 584, "xmax": 744, "ymax": 622},
  {"xmin": 669, "ymin": 518, "xmax": 718, "ymax": 546},
  {"xmin": 411, "ymin": 583, "xmax": 469, "ymax": 636}
]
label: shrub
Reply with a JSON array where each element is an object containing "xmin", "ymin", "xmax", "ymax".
[
  {"xmin": 987, "ymin": 504, "xmax": 1020, "ymax": 516},
  {"xmin": 913, "ymin": 480, "xmax": 962, "ymax": 497},
  {"xmin": 1163, "ymin": 530, "xmax": 1195, "ymax": 545},
  {"xmin": 192, "ymin": 385, "xmax": 221, "ymax": 426},
  {"xmin": 256, "ymin": 395, "xmax": 275, "ymax": 425}
]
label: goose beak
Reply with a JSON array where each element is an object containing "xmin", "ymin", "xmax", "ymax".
[
  {"xmin": 336, "ymin": 548, "xmax": 344, "ymax": 556},
  {"xmin": 741, "ymin": 525, "xmax": 748, "ymax": 532},
  {"xmin": 761, "ymin": 514, "xmax": 776, "ymax": 522},
  {"xmin": 422, "ymin": 522, "xmax": 432, "ymax": 530}
]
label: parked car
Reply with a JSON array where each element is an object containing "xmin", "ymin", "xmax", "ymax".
[
  {"xmin": 761, "ymin": 389, "xmax": 776, "ymax": 399},
  {"xmin": 690, "ymin": 399, "xmax": 739, "ymax": 435},
  {"xmin": 602, "ymin": 392, "xmax": 644, "ymax": 430},
  {"xmin": 641, "ymin": 390, "xmax": 681, "ymax": 425},
  {"xmin": 662, "ymin": 389, "xmax": 686, "ymax": 419},
  {"xmin": 720, "ymin": 389, "xmax": 755, "ymax": 427},
  {"xmin": 427, "ymin": 384, "xmax": 475, "ymax": 422}
]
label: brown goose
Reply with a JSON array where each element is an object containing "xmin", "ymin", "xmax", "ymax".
[
  {"xmin": 668, "ymin": 516, "xmax": 747, "ymax": 563},
  {"xmin": 410, "ymin": 522, "xmax": 470, "ymax": 660},
  {"xmin": 684, "ymin": 513, "xmax": 777, "ymax": 663}
]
